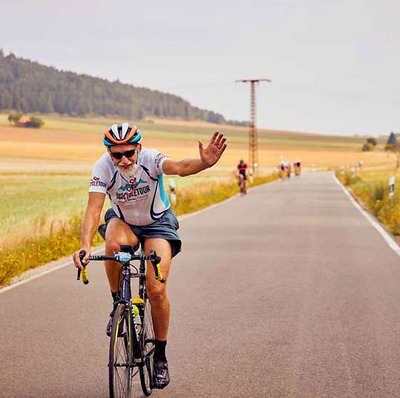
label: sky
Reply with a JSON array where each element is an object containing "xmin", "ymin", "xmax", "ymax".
[{"xmin": 0, "ymin": 0, "xmax": 399, "ymax": 136}]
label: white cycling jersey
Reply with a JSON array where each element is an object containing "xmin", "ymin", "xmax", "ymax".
[{"xmin": 89, "ymin": 148, "xmax": 170, "ymax": 226}]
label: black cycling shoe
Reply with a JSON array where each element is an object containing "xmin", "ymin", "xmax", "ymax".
[
  {"xmin": 106, "ymin": 314, "xmax": 113, "ymax": 337},
  {"xmin": 153, "ymin": 360, "xmax": 170, "ymax": 389}
]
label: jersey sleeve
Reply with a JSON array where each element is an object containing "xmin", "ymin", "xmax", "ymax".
[
  {"xmin": 89, "ymin": 156, "xmax": 110, "ymax": 194},
  {"xmin": 153, "ymin": 151, "xmax": 169, "ymax": 176}
]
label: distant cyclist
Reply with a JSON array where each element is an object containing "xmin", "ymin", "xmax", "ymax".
[
  {"xmin": 279, "ymin": 160, "xmax": 285, "ymax": 180},
  {"xmin": 73, "ymin": 123, "xmax": 227, "ymax": 389},
  {"xmin": 237, "ymin": 159, "xmax": 248, "ymax": 194},
  {"xmin": 294, "ymin": 159, "xmax": 302, "ymax": 176},
  {"xmin": 286, "ymin": 161, "xmax": 292, "ymax": 178}
]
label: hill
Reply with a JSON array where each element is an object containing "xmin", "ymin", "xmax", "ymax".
[{"xmin": 0, "ymin": 50, "xmax": 244, "ymax": 125}]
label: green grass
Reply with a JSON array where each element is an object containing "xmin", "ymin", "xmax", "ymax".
[
  {"xmin": 0, "ymin": 215, "xmax": 104, "ymax": 286},
  {"xmin": 0, "ymin": 169, "xmax": 233, "ymax": 249},
  {"xmin": 0, "ymin": 172, "xmax": 90, "ymax": 248}
]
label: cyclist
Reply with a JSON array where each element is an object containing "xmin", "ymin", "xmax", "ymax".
[
  {"xmin": 279, "ymin": 160, "xmax": 285, "ymax": 180},
  {"xmin": 286, "ymin": 161, "xmax": 292, "ymax": 178},
  {"xmin": 294, "ymin": 159, "xmax": 301, "ymax": 176},
  {"xmin": 236, "ymin": 159, "xmax": 248, "ymax": 193},
  {"xmin": 72, "ymin": 123, "xmax": 227, "ymax": 389}
]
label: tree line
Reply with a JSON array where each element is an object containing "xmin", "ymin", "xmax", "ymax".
[{"xmin": 0, "ymin": 50, "xmax": 246, "ymax": 126}]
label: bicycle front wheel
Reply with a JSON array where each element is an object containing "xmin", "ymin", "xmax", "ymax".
[
  {"xmin": 109, "ymin": 304, "xmax": 134, "ymax": 398},
  {"xmin": 139, "ymin": 299, "xmax": 155, "ymax": 396}
]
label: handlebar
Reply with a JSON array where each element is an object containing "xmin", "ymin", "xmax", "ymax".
[
  {"xmin": 77, "ymin": 251, "xmax": 89, "ymax": 284},
  {"xmin": 76, "ymin": 248, "xmax": 165, "ymax": 285}
]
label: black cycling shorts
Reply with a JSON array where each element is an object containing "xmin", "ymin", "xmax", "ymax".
[{"xmin": 98, "ymin": 208, "xmax": 182, "ymax": 257}]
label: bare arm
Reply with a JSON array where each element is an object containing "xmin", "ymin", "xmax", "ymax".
[
  {"xmin": 72, "ymin": 192, "xmax": 105, "ymax": 268},
  {"xmin": 162, "ymin": 131, "xmax": 227, "ymax": 177}
]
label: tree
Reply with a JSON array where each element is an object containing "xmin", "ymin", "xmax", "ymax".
[
  {"xmin": 0, "ymin": 52, "xmax": 237, "ymax": 125},
  {"xmin": 362, "ymin": 137, "xmax": 377, "ymax": 151},
  {"xmin": 8, "ymin": 111, "xmax": 22, "ymax": 124},
  {"xmin": 366, "ymin": 137, "xmax": 377, "ymax": 147},
  {"xmin": 362, "ymin": 143, "xmax": 373, "ymax": 152},
  {"xmin": 385, "ymin": 143, "xmax": 400, "ymax": 169}
]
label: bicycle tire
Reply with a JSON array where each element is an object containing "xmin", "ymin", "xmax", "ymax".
[
  {"xmin": 139, "ymin": 299, "xmax": 155, "ymax": 396},
  {"xmin": 109, "ymin": 304, "xmax": 134, "ymax": 398}
]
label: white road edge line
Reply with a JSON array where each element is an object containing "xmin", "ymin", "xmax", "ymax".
[
  {"xmin": 0, "ymin": 188, "xmax": 251, "ymax": 295},
  {"xmin": 333, "ymin": 174, "xmax": 400, "ymax": 257}
]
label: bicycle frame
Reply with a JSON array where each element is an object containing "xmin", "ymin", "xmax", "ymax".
[{"xmin": 77, "ymin": 246, "xmax": 164, "ymax": 397}]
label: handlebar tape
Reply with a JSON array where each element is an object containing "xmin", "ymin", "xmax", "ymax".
[
  {"xmin": 149, "ymin": 251, "xmax": 164, "ymax": 283},
  {"xmin": 78, "ymin": 250, "xmax": 89, "ymax": 285},
  {"xmin": 155, "ymin": 263, "xmax": 165, "ymax": 283}
]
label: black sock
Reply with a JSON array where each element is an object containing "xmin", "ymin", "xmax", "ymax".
[
  {"xmin": 111, "ymin": 291, "xmax": 121, "ymax": 308},
  {"xmin": 154, "ymin": 339, "xmax": 167, "ymax": 362}
]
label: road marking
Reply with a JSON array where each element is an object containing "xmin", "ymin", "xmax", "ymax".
[{"xmin": 333, "ymin": 174, "xmax": 400, "ymax": 257}]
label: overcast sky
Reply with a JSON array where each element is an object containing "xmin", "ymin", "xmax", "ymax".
[{"xmin": 1, "ymin": 0, "xmax": 399, "ymax": 136}]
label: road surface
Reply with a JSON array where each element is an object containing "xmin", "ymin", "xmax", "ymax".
[{"xmin": 1, "ymin": 172, "xmax": 400, "ymax": 398}]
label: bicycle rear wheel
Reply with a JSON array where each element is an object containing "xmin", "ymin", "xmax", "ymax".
[
  {"xmin": 109, "ymin": 304, "xmax": 135, "ymax": 398},
  {"xmin": 139, "ymin": 299, "xmax": 155, "ymax": 396}
]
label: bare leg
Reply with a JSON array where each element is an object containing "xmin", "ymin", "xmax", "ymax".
[
  {"xmin": 104, "ymin": 218, "xmax": 139, "ymax": 292},
  {"xmin": 144, "ymin": 238, "xmax": 172, "ymax": 341}
]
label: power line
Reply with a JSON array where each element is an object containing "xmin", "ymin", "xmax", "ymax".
[{"xmin": 236, "ymin": 79, "xmax": 271, "ymax": 175}]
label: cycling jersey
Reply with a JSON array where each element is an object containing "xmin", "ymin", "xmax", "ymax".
[
  {"xmin": 237, "ymin": 162, "xmax": 248, "ymax": 176},
  {"xmin": 89, "ymin": 148, "xmax": 170, "ymax": 226}
]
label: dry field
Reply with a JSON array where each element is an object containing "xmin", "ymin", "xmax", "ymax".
[{"xmin": 0, "ymin": 114, "xmax": 392, "ymax": 171}]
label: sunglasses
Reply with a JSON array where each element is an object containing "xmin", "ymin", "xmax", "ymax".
[{"xmin": 109, "ymin": 149, "xmax": 137, "ymax": 160}]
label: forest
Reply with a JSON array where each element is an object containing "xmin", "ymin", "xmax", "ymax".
[{"xmin": 0, "ymin": 50, "xmax": 245, "ymax": 125}]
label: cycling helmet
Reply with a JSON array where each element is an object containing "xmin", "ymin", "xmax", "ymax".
[{"xmin": 103, "ymin": 122, "xmax": 142, "ymax": 147}]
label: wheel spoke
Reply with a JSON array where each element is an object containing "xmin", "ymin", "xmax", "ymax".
[
  {"xmin": 140, "ymin": 299, "xmax": 155, "ymax": 396},
  {"xmin": 109, "ymin": 305, "xmax": 133, "ymax": 398}
]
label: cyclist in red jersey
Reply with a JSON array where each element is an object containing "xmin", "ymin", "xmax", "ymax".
[{"xmin": 237, "ymin": 159, "xmax": 248, "ymax": 194}]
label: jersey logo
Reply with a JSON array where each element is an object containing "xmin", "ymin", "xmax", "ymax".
[
  {"xmin": 90, "ymin": 176, "xmax": 106, "ymax": 188},
  {"xmin": 155, "ymin": 153, "xmax": 167, "ymax": 168},
  {"xmin": 118, "ymin": 178, "xmax": 148, "ymax": 191}
]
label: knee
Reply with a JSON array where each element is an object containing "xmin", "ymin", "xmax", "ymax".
[
  {"xmin": 147, "ymin": 284, "xmax": 167, "ymax": 303},
  {"xmin": 105, "ymin": 239, "xmax": 122, "ymax": 255}
]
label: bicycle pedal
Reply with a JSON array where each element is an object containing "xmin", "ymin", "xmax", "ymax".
[{"xmin": 145, "ymin": 338, "xmax": 155, "ymax": 344}]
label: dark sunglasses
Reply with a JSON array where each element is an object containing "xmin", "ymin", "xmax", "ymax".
[{"xmin": 109, "ymin": 149, "xmax": 137, "ymax": 160}]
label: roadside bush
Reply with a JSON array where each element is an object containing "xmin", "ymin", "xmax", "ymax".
[
  {"xmin": 341, "ymin": 171, "xmax": 361, "ymax": 186},
  {"xmin": 379, "ymin": 197, "xmax": 400, "ymax": 231},
  {"xmin": 372, "ymin": 182, "xmax": 386, "ymax": 202},
  {"xmin": 29, "ymin": 115, "xmax": 45, "ymax": 128}
]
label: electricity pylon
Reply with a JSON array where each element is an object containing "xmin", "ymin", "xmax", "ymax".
[{"xmin": 236, "ymin": 79, "xmax": 271, "ymax": 175}]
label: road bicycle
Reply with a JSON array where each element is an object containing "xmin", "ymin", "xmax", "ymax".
[
  {"xmin": 77, "ymin": 245, "xmax": 165, "ymax": 398},
  {"xmin": 238, "ymin": 174, "xmax": 247, "ymax": 195}
]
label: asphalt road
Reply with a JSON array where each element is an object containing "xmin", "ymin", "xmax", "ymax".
[{"xmin": 1, "ymin": 172, "xmax": 400, "ymax": 398}]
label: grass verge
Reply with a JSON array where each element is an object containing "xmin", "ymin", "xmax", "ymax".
[
  {"xmin": 336, "ymin": 169, "xmax": 400, "ymax": 237},
  {"xmin": 0, "ymin": 173, "xmax": 277, "ymax": 287}
]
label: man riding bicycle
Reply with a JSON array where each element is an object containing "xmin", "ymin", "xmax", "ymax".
[
  {"xmin": 72, "ymin": 123, "xmax": 227, "ymax": 389},
  {"xmin": 236, "ymin": 159, "xmax": 248, "ymax": 193}
]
